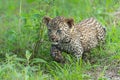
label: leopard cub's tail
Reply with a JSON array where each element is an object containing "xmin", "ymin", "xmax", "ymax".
[{"xmin": 96, "ymin": 24, "xmax": 106, "ymax": 43}]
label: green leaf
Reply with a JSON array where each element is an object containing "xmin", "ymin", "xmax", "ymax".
[
  {"xmin": 25, "ymin": 50, "xmax": 32, "ymax": 60},
  {"xmin": 31, "ymin": 58, "xmax": 47, "ymax": 64},
  {"xmin": 27, "ymin": 0, "xmax": 36, "ymax": 3}
]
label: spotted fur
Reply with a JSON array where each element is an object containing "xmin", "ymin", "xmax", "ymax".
[{"xmin": 43, "ymin": 16, "xmax": 106, "ymax": 62}]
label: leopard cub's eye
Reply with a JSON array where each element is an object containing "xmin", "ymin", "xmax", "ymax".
[
  {"xmin": 48, "ymin": 29, "xmax": 51, "ymax": 32},
  {"xmin": 57, "ymin": 30, "xmax": 62, "ymax": 33}
]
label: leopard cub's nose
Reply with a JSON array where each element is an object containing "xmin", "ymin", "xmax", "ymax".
[{"xmin": 51, "ymin": 35, "xmax": 56, "ymax": 41}]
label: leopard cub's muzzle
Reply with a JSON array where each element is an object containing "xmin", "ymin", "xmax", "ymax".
[{"xmin": 49, "ymin": 35, "xmax": 59, "ymax": 45}]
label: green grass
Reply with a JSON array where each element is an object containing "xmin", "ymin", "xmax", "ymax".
[{"xmin": 0, "ymin": 0, "xmax": 120, "ymax": 80}]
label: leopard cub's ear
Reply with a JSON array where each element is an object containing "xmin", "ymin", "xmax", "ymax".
[
  {"xmin": 42, "ymin": 16, "xmax": 51, "ymax": 26},
  {"xmin": 65, "ymin": 18, "xmax": 74, "ymax": 28}
]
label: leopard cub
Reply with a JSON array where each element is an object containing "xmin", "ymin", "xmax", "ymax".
[{"xmin": 43, "ymin": 16, "xmax": 106, "ymax": 63}]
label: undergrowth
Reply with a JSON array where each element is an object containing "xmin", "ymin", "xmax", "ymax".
[{"xmin": 0, "ymin": 0, "xmax": 120, "ymax": 80}]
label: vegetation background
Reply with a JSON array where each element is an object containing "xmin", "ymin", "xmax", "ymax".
[{"xmin": 0, "ymin": 0, "xmax": 120, "ymax": 80}]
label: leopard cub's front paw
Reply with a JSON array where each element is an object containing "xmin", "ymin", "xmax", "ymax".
[
  {"xmin": 51, "ymin": 50, "xmax": 65, "ymax": 63},
  {"xmin": 54, "ymin": 57, "xmax": 65, "ymax": 63}
]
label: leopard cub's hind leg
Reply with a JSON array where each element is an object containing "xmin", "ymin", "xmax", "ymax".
[{"xmin": 82, "ymin": 51, "xmax": 91, "ymax": 62}]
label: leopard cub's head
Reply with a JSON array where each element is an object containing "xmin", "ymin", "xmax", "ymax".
[{"xmin": 43, "ymin": 16, "xmax": 74, "ymax": 44}]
